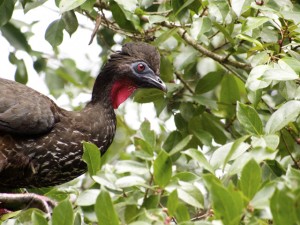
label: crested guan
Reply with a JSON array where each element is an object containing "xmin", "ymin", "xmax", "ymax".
[{"xmin": 0, "ymin": 42, "xmax": 166, "ymax": 212}]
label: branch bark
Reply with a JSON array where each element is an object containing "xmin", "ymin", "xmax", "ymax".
[{"xmin": 161, "ymin": 21, "xmax": 252, "ymax": 72}]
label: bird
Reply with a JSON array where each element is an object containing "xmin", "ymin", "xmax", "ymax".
[{"xmin": 0, "ymin": 42, "xmax": 166, "ymax": 212}]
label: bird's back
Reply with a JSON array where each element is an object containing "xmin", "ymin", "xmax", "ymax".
[{"xmin": 0, "ymin": 79, "xmax": 116, "ymax": 188}]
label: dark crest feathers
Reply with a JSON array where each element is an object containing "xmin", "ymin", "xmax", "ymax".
[{"xmin": 117, "ymin": 42, "xmax": 160, "ymax": 74}]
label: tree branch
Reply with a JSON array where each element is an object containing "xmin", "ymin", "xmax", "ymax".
[{"xmin": 161, "ymin": 21, "xmax": 252, "ymax": 72}]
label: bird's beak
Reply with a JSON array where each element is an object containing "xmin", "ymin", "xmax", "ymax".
[{"xmin": 138, "ymin": 73, "xmax": 167, "ymax": 93}]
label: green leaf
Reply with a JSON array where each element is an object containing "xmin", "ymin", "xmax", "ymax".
[
  {"xmin": 203, "ymin": 174, "xmax": 243, "ymax": 225},
  {"xmin": 95, "ymin": 189, "xmax": 119, "ymax": 225},
  {"xmin": 183, "ymin": 148, "xmax": 214, "ymax": 173},
  {"xmin": 82, "ymin": 142, "xmax": 101, "ymax": 176},
  {"xmin": 173, "ymin": 0, "xmax": 194, "ymax": 17},
  {"xmin": 242, "ymin": 17, "xmax": 270, "ymax": 33},
  {"xmin": 239, "ymin": 159, "xmax": 262, "ymax": 200},
  {"xmin": 213, "ymin": 21, "xmax": 235, "ymax": 44},
  {"xmin": 236, "ymin": 34, "xmax": 264, "ymax": 49},
  {"xmin": 263, "ymin": 68, "xmax": 298, "ymax": 81},
  {"xmin": 134, "ymin": 89, "xmax": 164, "ymax": 103},
  {"xmin": 153, "ymin": 150, "xmax": 172, "ymax": 187},
  {"xmin": 202, "ymin": 113, "xmax": 227, "ymax": 145},
  {"xmin": 237, "ymin": 102, "xmax": 263, "ymax": 135},
  {"xmin": 142, "ymin": 195, "xmax": 160, "ymax": 209},
  {"xmin": 23, "ymin": 0, "xmax": 47, "ymax": 13},
  {"xmin": 59, "ymin": 0, "xmax": 87, "ymax": 13},
  {"xmin": 110, "ymin": 0, "xmax": 136, "ymax": 32},
  {"xmin": 211, "ymin": 141, "xmax": 250, "ymax": 170},
  {"xmin": 231, "ymin": 0, "xmax": 252, "ymax": 16},
  {"xmin": 167, "ymin": 190, "xmax": 178, "ymax": 217},
  {"xmin": 281, "ymin": 57, "xmax": 300, "ymax": 73},
  {"xmin": 52, "ymin": 199, "xmax": 74, "ymax": 225},
  {"xmin": 77, "ymin": 189, "xmax": 100, "ymax": 206},
  {"xmin": 115, "ymin": 175, "xmax": 146, "ymax": 188},
  {"xmin": 270, "ymin": 188, "xmax": 298, "ymax": 225},
  {"xmin": 0, "ymin": 0, "xmax": 15, "ymax": 26},
  {"xmin": 32, "ymin": 211, "xmax": 48, "ymax": 225},
  {"xmin": 169, "ymin": 135, "xmax": 192, "ymax": 156},
  {"xmin": 175, "ymin": 203, "xmax": 190, "ymax": 222},
  {"xmin": 223, "ymin": 135, "xmax": 250, "ymax": 171},
  {"xmin": 160, "ymin": 55, "xmax": 174, "ymax": 82},
  {"xmin": 191, "ymin": 95, "xmax": 218, "ymax": 110},
  {"xmin": 189, "ymin": 117, "xmax": 213, "ymax": 146},
  {"xmin": 153, "ymin": 28, "xmax": 178, "ymax": 45},
  {"xmin": 172, "ymin": 0, "xmax": 189, "ymax": 22},
  {"xmin": 190, "ymin": 17, "xmax": 211, "ymax": 40},
  {"xmin": 140, "ymin": 120, "xmax": 156, "ymax": 147},
  {"xmin": 0, "ymin": 22, "xmax": 31, "ymax": 51},
  {"xmin": 115, "ymin": 160, "xmax": 149, "ymax": 175},
  {"xmin": 62, "ymin": 11, "xmax": 78, "ymax": 36},
  {"xmin": 265, "ymin": 100, "xmax": 300, "ymax": 134},
  {"xmin": 45, "ymin": 19, "xmax": 65, "ymax": 47},
  {"xmin": 80, "ymin": 0, "xmax": 97, "ymax": 12},
  {"xmin": 163, "ymin": 131, "xmax": 182, "ymax": 152},
  {"xmin": 177, "ymin": 185, "xmax": 203, "ymax": 208},
  {"xmin": 74, "ymin": 212, "xmax": 82, "ymax": 225},
  {"xmin": 195, "ymin": 71, "xmax": 223, "ymax": 94},
  {"xmin": 15, "ymin": 59, "xmax": 28, "ymax": 84},
  {"xmin": 251, "ymin": 134, "xmax": 279, "ymax": 150},
  {"xmin": 219, "ymin": 75, "xmax": 240, "ymax": 118},
  {"xmin": 246, "ymin": 65, "xmax": 271, "ymax": 91},
  {"xmin": 134, "ymin": 137, "xmax": 153, "ymax": 157}
]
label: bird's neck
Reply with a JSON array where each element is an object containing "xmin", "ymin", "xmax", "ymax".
[{"xmin": 91, "ymin": 71, "xmax": 137, "ymax": 109}]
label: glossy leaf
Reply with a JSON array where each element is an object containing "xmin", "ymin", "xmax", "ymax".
[
  {"xmin": 237, "ymin": 102, "xmax": 263, "ymax": 135},
  {"xmin": 203, "ymin": 174, "xmax": 243, "ymax": 225},
  {"xmin": 175, "ymin": 204, "xmax": 190, "ymax": 222},
  {"xmin": 219, "ymin": 75, "xmax": 240, "ymax": 118},
  {"xmin": 52, "ymin": 199, "xmax": 74, "ymax": 225},
  {"xmin": 242, "ymin": 17, "xmax": 270, "ymax": 33},
  {"xmin": 15, "ymin": 59, "xmax": 28, "ymax": 84},
  {"xmin": 110, "ymin": 0, "xmax": 136, "ymax": 32},
  {"xmin": 168, "ymin": 135, "xmax": 192, "ymax": 156},
  {"xmin": 32, "ymin": 211, "xmax": 48, "ymax": 225},
  {"xmin": 59, "ymin": 0, "xmax": 87, "ymax": 13},
  {"xmin": 0, "ymin": 0, "xmax": 15, "ymax": 26},
  {"xmin": 82, "ymin": 142, "xmax": 101, "ymax": 176},
  {"xmin": 265, "ymin": 100, "xmax": 300, "ymax": 134},
  {"xmin": 140, "ymin": 120, "xmax": 156, "ymax": 147},
  {"xmin": 167, "ymin": 190, "xmax": 178, "ymax": 217},
  {"xmin": 195, "ymin": 71, "xmax": 223, "ymax": 94},
  {"xmin": 270, "ymin": 188, "xmax": 297, "ymax": 225},
  {"xmin": 134, "ymin": 89, "xmax": 164, "ymax": 103},
  {"xmin": 23, "ymin": 0, "xmax": 47, "ymax": 13},
  {"xmin": 153, "ymin": 150, "xmax": 172, "ymax": 187},
  {"xmin": 183, "ymin": 148, "xmax": 214, "ymax": 173},
  {"xmin": 231, "ymin": 0, "xmax": 251, "ymax": 16},
  {"xmin": 45, "ymin": 19, "xmax": 65, "ymax": 47},
  {"xmin": 0, "ymin": 22, "xmax": 31, "ymax": 51},
  {"xmin": 95, "ymin": 189, "xmax": 119, "ymax": 225},
  {"xmin": 239, "ymin": 159, "xmax": 262, "ymax": 200},
  {"xmin": 77, "ymin": 189, "xmax": 100, "ymax": 206},
  {"xmin": 62, "ymin": 11, "xmax": 78, "ymax": 36}
]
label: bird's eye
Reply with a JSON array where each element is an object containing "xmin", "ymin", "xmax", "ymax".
[{"xmin": 136, "ymin": 63, "xmax": 145, "ymax": 72}]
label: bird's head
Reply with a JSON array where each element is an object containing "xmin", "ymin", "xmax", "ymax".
[{"xmin": 96, "ymin": 42, "xmax": 167, "ymax": 109}]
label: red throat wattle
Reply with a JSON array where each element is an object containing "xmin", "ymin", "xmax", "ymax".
[{"xmin": 111, "ymin": 80, "xmax": 137, "ymax": 109}]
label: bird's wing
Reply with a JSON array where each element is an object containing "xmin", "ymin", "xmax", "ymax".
[{"xmin": 0, "ymin": 79, "xmax": 59, "ymax": 135}]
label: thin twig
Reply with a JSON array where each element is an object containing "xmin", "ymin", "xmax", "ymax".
[
  {"xmin": 174, "ymin": 71, "xmax": 195, "ymax": 94},
  {"xmin": 280, "ymin": 130, "xmax": 300, "ymax": 169},
  {"xmin": 160, "ymin": 21, "xmax": 252, "ymax": 71}
]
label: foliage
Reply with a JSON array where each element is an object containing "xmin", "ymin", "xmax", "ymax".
[{"xmin": 1, "ymin": 0, "xmax": 300, "ymax": 224}]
